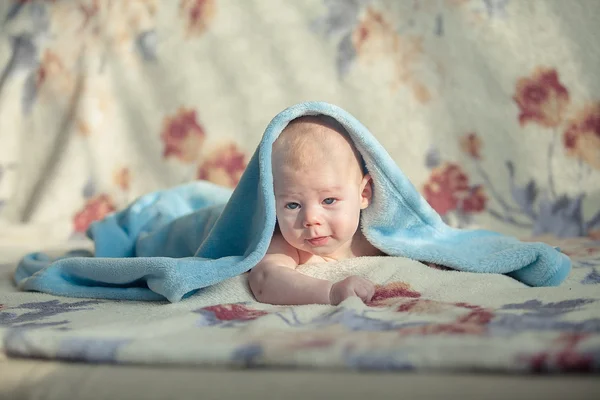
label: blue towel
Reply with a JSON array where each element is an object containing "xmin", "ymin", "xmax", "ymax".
[{"xmin": 14, "ymin": 102, "xmax": 571, "ymax": 302}]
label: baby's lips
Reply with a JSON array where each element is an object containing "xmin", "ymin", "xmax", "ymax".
[{"xmin": 307, "ymin": 236, "xmax": 330, "ymax": 246}]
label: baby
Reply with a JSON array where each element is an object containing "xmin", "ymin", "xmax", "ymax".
[{"xmin": 248, "ymin": 115, "xmax": 386, "ymax": 306}]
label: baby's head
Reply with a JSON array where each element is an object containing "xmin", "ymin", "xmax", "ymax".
[{"xmin": 272, "ymin": 115, "xmax": 372, "ymax": 258}]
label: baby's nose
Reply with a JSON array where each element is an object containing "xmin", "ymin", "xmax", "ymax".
[{"xmin": 302, "ymin": 208, "xmax": 321, "ymax": 227}]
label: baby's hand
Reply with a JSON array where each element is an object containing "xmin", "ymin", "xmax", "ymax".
[{"xmin": 329, "ymin": 276, "xmax": 376, "ymax": 305}]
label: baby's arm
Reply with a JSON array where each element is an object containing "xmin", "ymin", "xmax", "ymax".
[
  {"xmin": 249, "ymin": 230, "xmax": 377, "ymax": 305},
  {"xmin": 249, "ymin": 259, "xmax": 333, "ymax": 305},
  {"xmin": 248, "ymin": 232, "xmax": 333, "ymax": 305}
]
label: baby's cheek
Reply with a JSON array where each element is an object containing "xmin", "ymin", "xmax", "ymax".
[
  {"xmin": 278, "ymin": 214, "xmax": 295, "ymax": 229},
  {"xmin": 278, "ymin": 219, "xmax": 301, "ymax": 241},
  {"xmin": 333, "ymin": 209, "xmax": 360, "ymax": 235}
]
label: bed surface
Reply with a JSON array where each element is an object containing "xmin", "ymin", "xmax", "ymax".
[
  {"xmin": 1, "ymin": 0, "xmax": 600, "ymax": 397},
  {"xmin": 1, "ymin": 231, "xmax": 599, "ymax": 399},
  {"xmin": 3, "ymin": 357, "xmax": 600, "ymax": 400}
]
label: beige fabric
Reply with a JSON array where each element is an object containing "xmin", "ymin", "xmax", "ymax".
[
  {"xmin": 0, "ymin": 0, "xmax": 599, "ymax": 240},
  {"xmin": 1, "ymin": 237, "xmax": 599, "ymax": 372},
  {"xmin": 0, "ymin": 0, "xmax": 599, "ymax": 387},
  {"xmin": 2, "ymin": 357, "xmax": 600, "ymax": 400}
]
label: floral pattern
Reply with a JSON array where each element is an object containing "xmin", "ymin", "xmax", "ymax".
[
  {"xmin": 72, "ymin": 194, "xmax": 116, "ymax": 233},
  {"xmin": 35, "ymin": 50, "xmax": 73, "ymax": 98},
  {"xmin": 422, "ymin": 161, "xmax": 488, "ymax": 223},
  {"xmin": 161, "ymin": 108, "xmax": 206, "ymax": 163},
  {"xmin": 113, "ymin": 167, "xmax": 131, "ymax": 191},
  {"xmin": 0, "ymin": 299, "xmax": 102, "ymax": 330},
  {"xmin": 313, "ymin": 3, "xmax": 432, "ymax": 103},
  {"xmin": 2, "ymin": 236, "xmax": 600, "ymax": 372},
  {"xmin": 226, "ymin": 299, "xmax": 600, "ymax": 371},
  {"xmin": 1, "ymin": 0, "xmax": 600, "ymax": 375},
  {"xmin": 197, "ymin": 143, "xmax": 248, "ymax": 188},
  {"xmin": 563, "ymin": 103, "xmax": 600, "ymax": 169},
  {"xmin": 180, "ymin": 0, "xmax": 216, "ymax": 37},
  {"xmin": 368, "ymin": 281, "xmax": 421, "ymax": 307},
  {"xmin": 459, "ymin": 133, "xmax": 482, "ymax": 160},
  {"xmin": 513, "ymin": 67, "xmax": 570, "ymax": 128},
  {"xmin": 0, "ymin": 0, "xmax": 596, "ymax": 243},
  {"xmin": 422, "ymin": 67, "xmax": 600, "ymax": 237},
  {"xmin": 519, "ymin": 333, "xmax": 599, "ymax": 373},
  {"xmin": 194, "ymin": 303, "xmax": 269, "ymax": 327}
]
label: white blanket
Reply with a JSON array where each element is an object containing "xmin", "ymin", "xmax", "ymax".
[{"xmin": 1, "ymin": 234, "xmax": 599, "ymax": 373}]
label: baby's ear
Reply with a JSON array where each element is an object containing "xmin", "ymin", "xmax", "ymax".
[{"xmin": 360, "ymin": 174, "xmax": 373, "ymax": 209}]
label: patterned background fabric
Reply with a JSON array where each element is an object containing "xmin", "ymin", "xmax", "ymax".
[
  {"xmin": 0, "ymin": 0, "xmax": 599, "ymax": 242},
  {"xmin": 1, "ymin": 0, "xmax": 600, "ymax": 375},
  {"xmin": 1, "ymin": 239, "xmax": 599, "ymax": 372}
]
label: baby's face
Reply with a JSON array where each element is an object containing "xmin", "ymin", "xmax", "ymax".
[
  {"xmin": 272, "ymin": 120, "xmax": 370, "ymax": 259},
  {"xmin": 273, "ymin": 162, "xmax": 370, "ymax": 259}
]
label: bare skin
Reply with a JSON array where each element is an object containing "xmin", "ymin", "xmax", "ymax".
[{"xmin": 248, "ymin": 116, "xmax": 385, "ymax": 306}]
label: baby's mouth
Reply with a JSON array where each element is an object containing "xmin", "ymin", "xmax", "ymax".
[{"xmin": 307, "ymin": 236, "xmax": 329, "ymax": 246}]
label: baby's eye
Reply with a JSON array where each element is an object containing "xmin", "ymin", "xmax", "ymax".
[
  {"xmin": 285, "ymin": 202, "xmax": 300, "ymax": 210},
  {"xmin": 323, "ymin": 198, "xmax": 336, "ymax": 205}
]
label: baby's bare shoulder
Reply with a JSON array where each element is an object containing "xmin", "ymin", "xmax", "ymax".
[{"xmin": 258, "ymin": 229, "xmax": 300, "ymax": 269}]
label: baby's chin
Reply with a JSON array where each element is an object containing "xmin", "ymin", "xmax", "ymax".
[
  {"xmin": 302, "ymin": 246, "xmax": 330, "ymax": 255},
  {"xmin": 300, "ymin": 242, "xmax": 339, "ymax": 257}
]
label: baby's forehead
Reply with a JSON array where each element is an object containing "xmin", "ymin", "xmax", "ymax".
[
  {"xmin": 273, "ymin": 165, "xmax": 358, "ymax": 196},
  {"xmin": 275, "ymin": 118, "xmax": 353, "ymax": 155},
  {"xmin": 271, "ymin": 115, "xmax": 368, "ymax": 179},
  {"xmin": 281, "ymin": 115, "xmax": 348, "ymax": 137}
]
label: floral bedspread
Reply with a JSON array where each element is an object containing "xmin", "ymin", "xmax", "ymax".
[
  {"xmin": 0, "ymin": 0, "xmax": 598, "ymax": 242},
  {"xmin": 2, "ymin": 236, "xmax": 599, "ymax": 373},
  {"xmin": 0, "ymin": 0, "xmax": 599, "ymax": 374}
]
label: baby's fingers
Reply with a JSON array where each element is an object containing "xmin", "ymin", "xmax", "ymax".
[
  {"xmin": 365, "ymin": 282, "xmax": 375, "ymax": 302},
  {"xmin": 361, "ymin": 287, "xmax": 374, "ymax": 303},
  {"xmin": 355, "ymin": 284, "xmax": 373, "ymax": 303}
]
